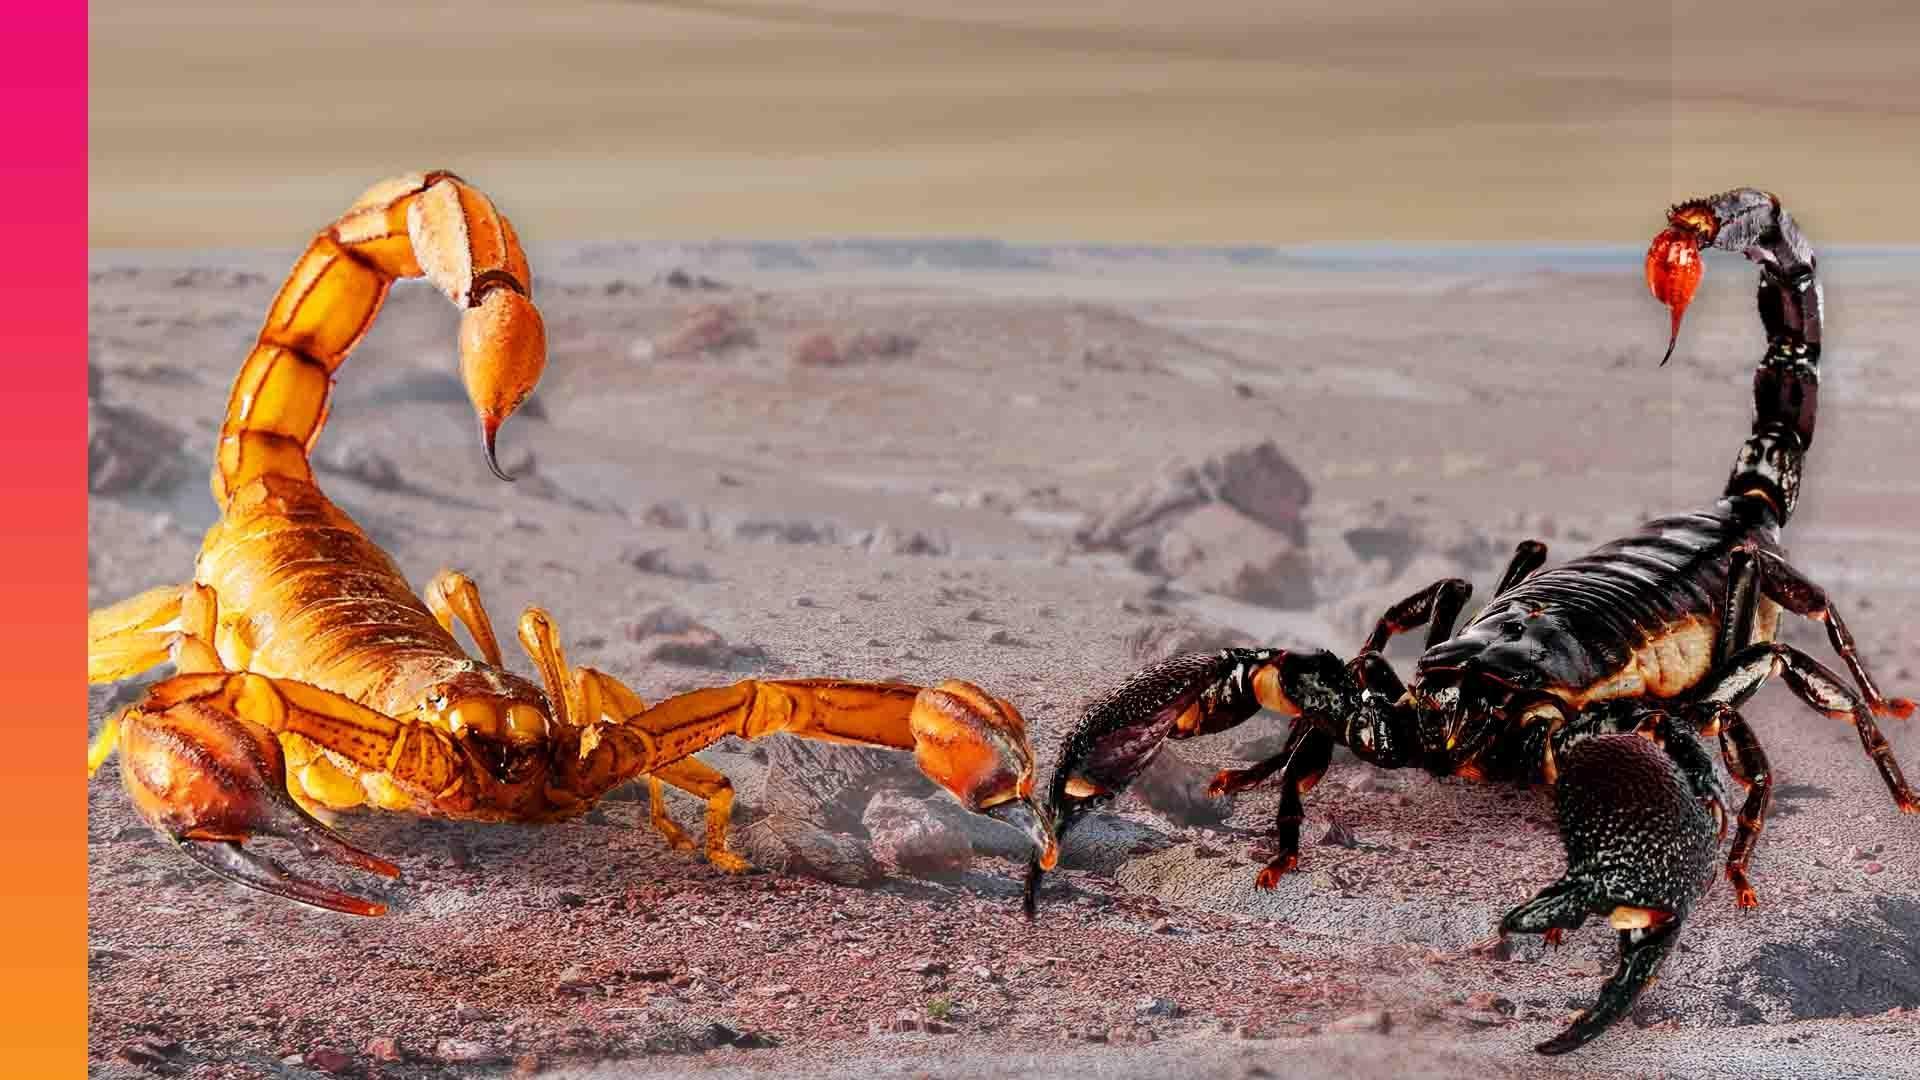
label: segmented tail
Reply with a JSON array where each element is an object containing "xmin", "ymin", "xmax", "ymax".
[
  {"xmin": 213, "ymin": 172, "xmax": 547, "ymax": 507},
  {"xmin": 1650, "ymin": 189, "xmax": 1821, "ymax": 523}
]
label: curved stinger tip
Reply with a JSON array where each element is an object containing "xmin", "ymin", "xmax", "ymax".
[{"xmin": 481, "ymin": 418, "xmax": 516, "ymax": 482}]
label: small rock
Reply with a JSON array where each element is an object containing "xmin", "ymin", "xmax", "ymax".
[
  {"xmin": 1136, "ymin": 995, "xmax": 1181, "ymax": 1019},
  {"xmin": 306, "ymin": 1047, "xmax": 354, "ymax": 1074},
  {"xmin": 1864, "ymin": 861, "xmax": 1885, "ymax": 875},
  {"xmin": 621, "ymin": 545, "xmax": 714, "ymax": 582},
  {"xmin": 640, "ymin": 501, "xmax": 706, "ymax": 530},
  {"xmin": 740, "ymin": 816, "xmax": 881, "ymax": 886},
  {"xmin": 863, "ymin": 790, "xmax": 974, "ymax": 881},
  {"xmin": 1156, "ymin": 502, "xmax": 1315, "ymax": 608},
  {"xmin": 1133, "ymin": 746, "xmax": 1232, "ymax": 827},
  {"xmin": 986, "ymin": 629, "xmax": 1029, "ymax": 647},
  {"xmin": 706, "ymin": 1023, "xmax": 778, "ymax": 1049},
  {"xmin": 789, "ymin": 330, "xmax": 842, "ymax": 367},
  {"xmin": 365, "ymin": 1036, "xmax": 403, "ymax": 1062},
  {"xmin": 756, "ymin": 983, "xmax": 797, "ymax": 999},
  {"xmin": 867, "ymin": 524, "xmax": 951, "ymax": 556},
  {"xmin": 434, "ymin": 1038, "xmax": 506, "ymax": 1065},
  {"xmin": 115, "ymin": 1037, "xmax": 182, "ymax": 1067},
  {"xmin": 1329, "ymin": 1009, "xmax": 1392, "ymax": 1035},
  {"xmin": 734, "ymin": 516, "xmax": 837, "ymax": 545},
  {"xmin": 1077, "ymin": 439, "xmax": 1311, "ymax": 553},
  {"xmin": 909, "ymin": 960, "xmax": 951, "ymax": 976},
  {"xmin": 1466, "ymin": 992, "xmax": 1516, "ymax": 1016},
  {"xmin": 661, "ymin": 268, "xmax": 727, "ymax": 290},
  {"xmin": 556, "ymin": 965, "xmax": 599, "ymax": 995},
  {"xmin": 655, "ymin": 303, "xmax": 755, "ymax": 358},
  {"xmin": 845, "ymin": 330, "xmax": 918, "ymax": 361},
  {"xmin": 1319, "ymin": 819, "xmax": 1360, "ymax": 848}
]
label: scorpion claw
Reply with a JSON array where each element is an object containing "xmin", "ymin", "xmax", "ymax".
[
  {"xmin": 177, "ymin": 838, "xmax": 390, "ymax": 918},
  {"xmin": 116, "ymin": 686, "xmax": 402, "ymax": 916},
  {"xmin": 1504, "ymin": 734, "xmax": 1718, "ymax": 1054}
]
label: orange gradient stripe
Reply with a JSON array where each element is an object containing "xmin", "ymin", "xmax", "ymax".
[{"xmin": 1, "ymin": 6, "xmax": 88, "ymax": 1074}]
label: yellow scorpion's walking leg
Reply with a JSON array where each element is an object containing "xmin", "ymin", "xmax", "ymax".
[
  {"xmin": 575, "ymin": 667, "xmax": 737, "ymax": 867},
  {"xmin": 108, "ymin": 670, "xmax": 480, "ymax": 915},
  {"xmin": 213, "ymin": 171, "xmax": 547, "ymax": 505},
  {"xmin": 425, "ymin": 568, "xmax": 506, "ymax": 666},
  {"xmin": 88, "ymin": 583, "xmax": 223, "ymax": 774},
  {"xmin": 87, "ymin": 583, "xmax": 186, "ymax": 683}
]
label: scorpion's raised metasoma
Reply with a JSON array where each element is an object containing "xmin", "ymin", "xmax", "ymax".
[
  {"xmin": 1024, "ymin": 189, "xmax": 1915, "ymax": 1053},
  {"xmin": 86, "ymin": 173, "xmax": 1056, "ymax": 916}
]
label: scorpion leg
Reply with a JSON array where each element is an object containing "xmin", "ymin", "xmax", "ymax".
[
  {"xmin": 1701, "ymin": 642, "xmax": 1919, "ymax": 814},
  {"xmin": 648, "ymin": 758, "xmax": 751, "ymax": 874},
  {"xmin": 567, "ymin": 666, "xmax": 700, "ymax": 856},
  {"xmin": 1253, "ymin": 724, "xmax": 1337, "ymax": 888},
  {"xmin": 425, "ymin": 569, "xmax": 505, "ymax": 666},
  {"xmin": 1494, "ymin": 539, "xmax": 1550, "ymax": 596},
  {"xmin": 520, "ymin": 610, "xmax": 748, "ymax": 864},
  {"xmin": 1360, "ymin": 577, "xmax": 1472, "ymax": 655},
  {"xmin": 1749, "ymin": 548, "xmax": 1916, "ymax": 721},
  {"xmin": 1504, "ymin": 716, "xmax": 1722, "ymax": 1055},
  {"xmin": 108, "ymin": 671, "xmax": 425, "ymax": 916},
  {"xmin": 1705, "ymin": 703, "xmax": 1772, "ymax": 908},
  {"xmin": 87, "ymin": 582, "xmax": 188, "ymax": 683}
]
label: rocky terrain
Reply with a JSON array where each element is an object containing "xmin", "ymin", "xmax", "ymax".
[{"xmin": 87, "ymin": 243, "xmax": 1920, "ymax": 1078}]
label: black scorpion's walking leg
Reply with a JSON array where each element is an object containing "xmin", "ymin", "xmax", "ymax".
[
  {"xmin": 1710, "ymin": 703, "xmax": 1772, "ymax": 907},
  {"xmin": 1504, "ymin": 711, "xmax": 1723, "ymax": 1054},
  {"xmin": 1698, "ymin": 641, "xmax": 1919, "ymax": 815},
  {"xmin": 1749, "ymin": 548, "xmax": 1915, "ymax": 720},
  {"xmin": 1694, "ymin": 546, "xmax": 1776, "ymax": 906},
  {"xmin": 1695, "ymin": 545, "xmax": 1917, "ymax": 903},
  {"xmin": 1360, "ymin": 577, "xmax": 1472, "ymax": 655},
  {"xmin": 1494, "ymin": 539, "xmax": 1549, "ymax": 595}
]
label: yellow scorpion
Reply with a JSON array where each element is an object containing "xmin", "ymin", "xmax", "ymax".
[{"xmin": 86, "ymin": 172, "xmax": 1057, "ymax": 915}]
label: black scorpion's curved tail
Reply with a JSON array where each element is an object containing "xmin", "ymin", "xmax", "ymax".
[{"xmin": 1649, "ymin": 188, "xmax": 1822, "ymax": 523}]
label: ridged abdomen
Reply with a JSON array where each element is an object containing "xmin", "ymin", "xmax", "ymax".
[
  {"xmin": 1419, "ymin": 498, "xmax": 1777, "ymax": 702},
  {"xmin": 196, "ymin": 477, "xmax": 468, "ymax": 716}
]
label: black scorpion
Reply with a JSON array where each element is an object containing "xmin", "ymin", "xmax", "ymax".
[{"xmin": 1023, "ymin": 189, "xmax": 1916, "ymax": 1054}]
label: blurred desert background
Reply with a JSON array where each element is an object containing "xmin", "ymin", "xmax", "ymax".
[
  {"xmin": 92, "ymin": 0, "xmax": 1920, "ymax": 247},
  {"xmin": 89, "ymin": 3, "xmax": 1919, "ymax": 1079}
]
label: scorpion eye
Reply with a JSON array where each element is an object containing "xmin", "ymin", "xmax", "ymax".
[
  {"xmin": 446, "ymin": 700, "xmax": 501, "ymax": 738},
  {"xmin": 504, "ymin": 703, "xmax": 547, "ymax": 743}
]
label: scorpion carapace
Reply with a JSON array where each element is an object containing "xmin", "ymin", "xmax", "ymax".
[
  {"xmin": 87, "ymin": 173, "xmax": 1055, "ymax": 917},
  {"xmin": 1025, "ymin": 188, "xmax": 1915, "ymax": 1054}
]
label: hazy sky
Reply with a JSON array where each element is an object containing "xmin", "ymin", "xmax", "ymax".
[{"xmin": 89, "ymin": 1, "xmax": 1920, "ymax": 247}]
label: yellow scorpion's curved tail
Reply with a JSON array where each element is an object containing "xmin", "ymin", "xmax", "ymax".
[{"xmin": 213, "ymin": 172, "xmax": 548, "ymax": 506}]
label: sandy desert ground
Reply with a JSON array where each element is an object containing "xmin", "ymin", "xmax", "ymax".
[{"xmin": 86, "ymin": 239, "xmax": 1920, "ymax": 1078}]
